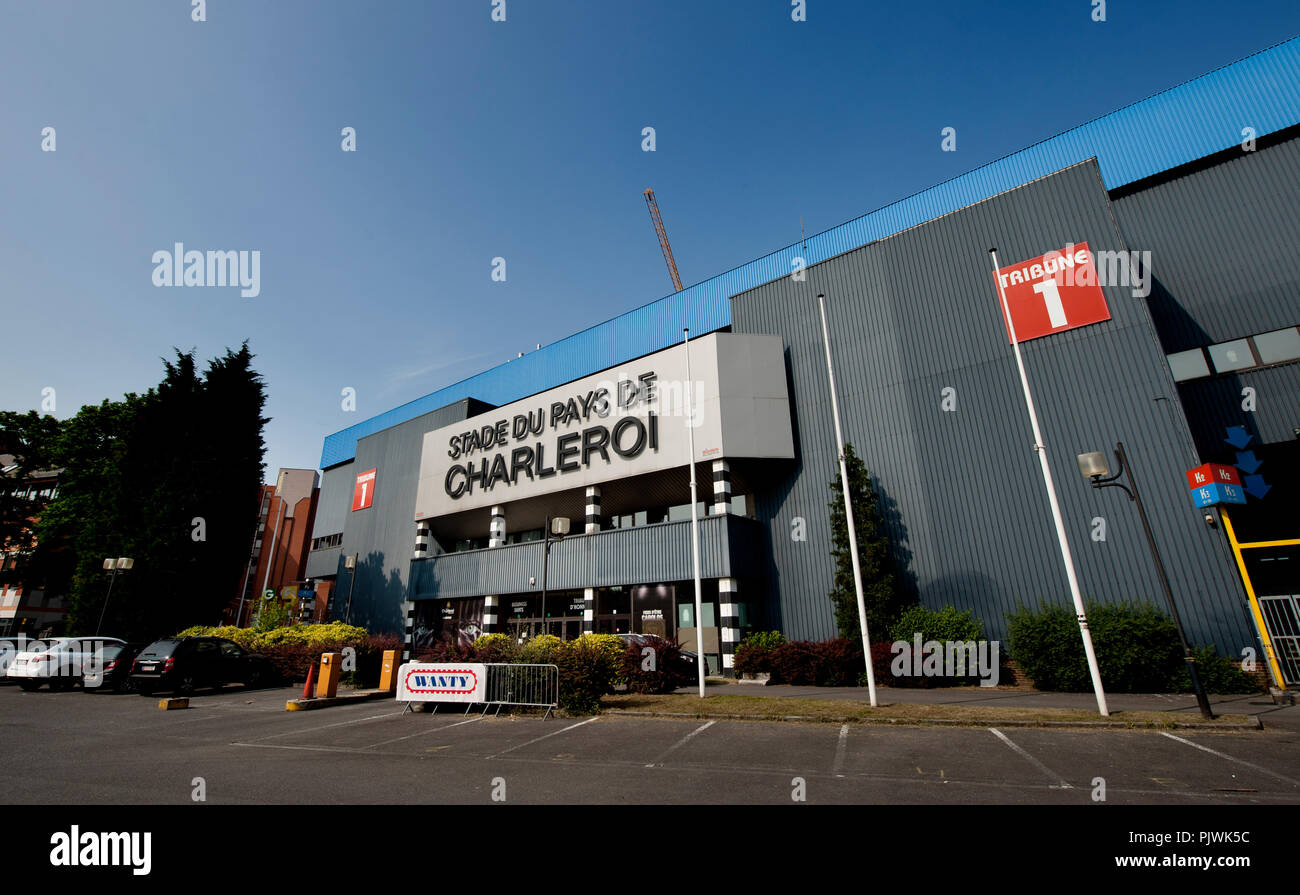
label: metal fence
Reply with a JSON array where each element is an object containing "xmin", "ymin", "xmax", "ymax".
[
  {"xmin": 406, "ymin": 663, "xmax": 559, "ymax": 720},
  {"xmin": 1259, "ymin": 596, "xmax": 1300, "ymax": 686},
  {"xmin": 485, "ymin": 664, "xmax": 559, "ymax": 719}
]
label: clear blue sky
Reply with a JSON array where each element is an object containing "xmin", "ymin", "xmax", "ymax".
[{"xmin": 2, "ymin": 1, "xmax": 1296, "ymax": 479}]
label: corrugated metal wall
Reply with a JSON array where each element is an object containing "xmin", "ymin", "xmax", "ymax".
[
  {"xmin": 324, "ymin": 399, "xmax": 482, "ymax": 632},
  {"xmin": 1110, "ymin": 134, "xmax": 1300, "ymax": 353},
  {"xmin": 730, "ymin": 160, "xmax": 1254, "ymax": 653},
  {"xmin": 409, "ymin": 514, "xmax": 762, "ymax": 601},
  {"xmin": 321, "ymin": 38, "xmax": 1300, "ymax": 470}
]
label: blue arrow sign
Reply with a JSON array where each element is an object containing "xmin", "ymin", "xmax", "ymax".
[
  {"xmin": 1243, "ymin": 475, "xmax": 1272, "ymax": 499},
  {"xmin": 1234, "ymin": 450, "xmax": 1263, "ymax": 474},
  {"xmin": 1224, "ymin": 426, "xmax": 1253, "ymax": 449}
]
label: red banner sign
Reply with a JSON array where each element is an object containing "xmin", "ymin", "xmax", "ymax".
[
  {"xmin": 352, "ymin": 468, "xmax": 377, "ymax": 511},
  {"xmin": 994, "ymin": 242, "xmax": 1112, "ymax": 343}
]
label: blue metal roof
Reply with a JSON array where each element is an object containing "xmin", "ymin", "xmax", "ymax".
[{"xmin": 321, "ymin": 36, "xmax": 1300, "ymax": 469}]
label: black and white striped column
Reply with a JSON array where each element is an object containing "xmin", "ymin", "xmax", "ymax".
[
  {"xmin": 585, "ymin": 486, "xmax": 601, "ymax": 533},
  {"xmin": 489, "ymin": 505, "xmax": 506, "ymax": 548},
  {"xmin": 402, "ymin": 601, "xmax": 415, "ymax": 662},
  {"xmin": 719, "ymin": 578, "xmax": 741, "ymax": 673},
  {"xmin": 711, "ymin": 459, "xmax": 731, "ymax": 515},
  {"xmin": 412, "ymin": 521, "xmax": 431, "ymax": 559},
  {"xmin": 483, "ymin": 594, "xmax": 499, "ymax": 634},
  {"xmin": 583, "ymin": 587, "xmax": 595, "ymax": 633}
]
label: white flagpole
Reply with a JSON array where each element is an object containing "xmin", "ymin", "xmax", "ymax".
[
  {"xmin": 683, "ymin": 328, "xmax": 706, "ymax": 698},
  {"xmin": 989, "ymin": 249, "xmax": 1109, "ymax": 717},
  {"xmin": 817, "ymin": 294, "xmax": 878, "ymax": 707}
]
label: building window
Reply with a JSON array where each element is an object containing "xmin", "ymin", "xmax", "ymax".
[
  {"xmin": 1208, "ymin": 339, "xmax": 1257, "ymax": 373},
  {"xmin": 1167, "ymin": 348, "xmax": 1211, "ymax": 381},
  {"xmin": 1253, "ymin": 326, "xmax": 1300, "ymax": 364}
]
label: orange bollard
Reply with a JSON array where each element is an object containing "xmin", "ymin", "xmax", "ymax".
[
  {"xmin": 379, "ymin": 650, "xmax": 400, "ymax": 693},
  {"xmin": 301, "ymin": 662, "xmax": 316, "ymax": 699},
  {"xmin": 316, "ymin": 652, "xmax": 342, "ymax": 699}
]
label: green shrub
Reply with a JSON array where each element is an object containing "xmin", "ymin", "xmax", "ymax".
[
  {"xmin": 888, "ymin": 605, "xmax": 984, "ymax": 646},
  {"xmin": 553, "ymin": 638, "xmax": 619, "ymax": 714},
  {"xmin": 1174, "ymin": 646, "xmax": 1260, "ymax": 694},
  {"xmin": 473, "ymin": 633, "xmax": 518, "ymax": 664},
  {"xmin": 517, "ymin": 634, "xmax": 562, "ymax": 665},
  {"xmin": 1008, "ymin": 602, "xmax": 1187, "ymax": 692},
  {"xmin": 733, "ymin": 630, "xmax": 786, "ymax": 677}
]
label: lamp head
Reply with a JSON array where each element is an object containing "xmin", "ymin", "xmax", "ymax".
[{"xmin": 1077, "ymin": 451, "xmax": 1110, "ymax": 481}]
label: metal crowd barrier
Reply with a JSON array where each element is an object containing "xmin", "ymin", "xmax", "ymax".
[
  {"xmin": 485, "ymin": 663, "xmax": 559, "ymax": 720},
  {"xmin": 405, "ymin": 663, "xmax": 559, "ymax": 720}
]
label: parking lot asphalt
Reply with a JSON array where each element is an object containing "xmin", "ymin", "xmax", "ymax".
[{"xmin": 2, "ymin": 683, "xmax": 1298, "ymax": 805}]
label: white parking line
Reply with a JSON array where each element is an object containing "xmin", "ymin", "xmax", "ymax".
[
  {"xmin": 989, "ymin": 728, "xmax": 1073, "ymax": 789},
  {"xmin": 486, "ymin": 717, "xmax": 598, "ymax": 759},
  {"xmin": 645, "ymin": 721, "xmax": 715, "ymax": 767},
  {"xmin": 833, "ymin": 723, "xmax": 849, "ymax": 777},
  {"xmin": 363, "ymin": 716, "xmax": 481, "ymax": 748},
  {"xmin": 241, "ymin": 709, "xmax": 405, "ymax": 743},
  {"xmin": 1159, "ymin": 732, "xmax": 1300, "ymax": 787}
]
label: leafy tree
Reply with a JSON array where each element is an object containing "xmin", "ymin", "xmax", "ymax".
[
  {"xmin": 28, "ymin": 345, "xmax": 267, "ymax": 640},
  {"xmin": 0, "ymin": 410, "xmax": 64, "ymax": 589},
  {"xmin": 827, "ymin": 443, "xmax": 909, "ymax": 641}
]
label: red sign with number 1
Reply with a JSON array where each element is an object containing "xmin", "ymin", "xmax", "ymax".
[
  {"xmin": 994, "ymin": 242, "xmax": 1112, "ymax": 343},
  {"xmin": 352, "ymin": 468, "xmax": 377, "ymax": 511}
]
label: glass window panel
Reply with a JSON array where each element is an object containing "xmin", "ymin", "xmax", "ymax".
[
  {"xmin": 1253, "ymin": 327, "xmax": 1300, "ymax": 364},
  {"xmin": 1208, "ymin": 339, "xmax": 1256, "ymax": 373},
  {"xmin": 1166, "ymin": 348, "xmax": 1210, "ymax": 381}
]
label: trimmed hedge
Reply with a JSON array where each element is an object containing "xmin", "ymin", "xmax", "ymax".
[
  {"xmin": 1007, "ymin": 602, "xmax": 1260, "ymax": 694},
  {"xmin": 888, "ymin": 605, "xmax": 984, "ymax": 646},
  {"xmin": 176, "ymin": 623, "xmax": 401, "ymax": 687},
  {"xmin": 733, "ymin": 631, "xmax": 787, "ymax": 677}
]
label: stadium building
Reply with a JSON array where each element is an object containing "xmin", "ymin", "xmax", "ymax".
[{"xmin": 308, "ymin": 38, "xmax": 1300, "ymax": 684}]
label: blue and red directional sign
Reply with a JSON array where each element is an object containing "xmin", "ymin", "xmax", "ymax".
[{"xmin": 1186, "ymin": 463, "xmax": 1246, "ymax": 508}]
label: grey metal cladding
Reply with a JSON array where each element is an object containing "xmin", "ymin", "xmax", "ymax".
[
  {"xmin": 328, "ymin": 399, "xmax": 485, "ymax": 632},
  {"xmin": 730, "ymin": 159, "xmax": 1252, "ymax": 652},
  {"xmin": 304, "ymin": 545, "xmax": 342, "ymax": 580},
  {"xmin": 309, "ymin": 462, "xmax": 354, "ymax": 542},
  {"xmin": 409, "ymin": 514, "xmax": 763, "ymax": 601},
  {"xmin": 1110, "ymin": 134, "xmax": 1300, "ymax": 353}
]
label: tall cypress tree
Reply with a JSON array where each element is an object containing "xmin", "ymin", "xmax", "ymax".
[
  {"xmin": 33, "ymin": 346, "xmax": 266, "ymax": 640},
  {"xmin": 827, "ymin": 443, "xmax": 908, "ymax": 641}
]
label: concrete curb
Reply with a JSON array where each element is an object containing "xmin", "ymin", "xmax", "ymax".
[
  {"xmin": 285, "ymin": 688, "xmax": 393, "ymax": 711},
  {"xmin": 601, "ymin": 708, "xmax": 1264, "ymax": 731}
]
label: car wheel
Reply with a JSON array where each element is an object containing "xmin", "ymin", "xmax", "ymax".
[
  {"xmin": 246, "ymin": 666, "xmax": 264, "ymax": 689},
  {"xmin": 18, "ymin": 680, "xmax": 40, "ymax": 692},
  {"xmin": 210, "ymin": 680, "xmax": 223, "ymax": 693},
  {"xmin": 176, "ymin": 675, "xmax": 197, "ymax": 696}
]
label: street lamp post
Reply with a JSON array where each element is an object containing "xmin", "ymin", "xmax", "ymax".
[
  {"xmin": 541, "ymin": 516, "xmax": 570, "ymax": 637},
  {"xmin": 1077, "ymin": 442, "xmax": 1215, "ymax": 719},
  {"xmin": 343, "ymin": 554, "xmax": 358, "ymax": 624},
  {"xmin": 95, "ymin": 557, "xmax": 133, "ymax": 636}
]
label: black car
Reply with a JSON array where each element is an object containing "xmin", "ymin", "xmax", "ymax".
[
  {"xmin": 82, "ymin": 642, "xmax": 145, "ymax": 693},
  {"xmin": 130, "ymin": 637, "xmax": 274, "ymax": 696}
]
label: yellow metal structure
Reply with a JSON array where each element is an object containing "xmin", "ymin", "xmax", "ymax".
[{"xmin": 1221, "ymin": 510, "xmax": 1293, "ymax": 689}]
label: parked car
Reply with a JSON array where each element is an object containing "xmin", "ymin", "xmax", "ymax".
[
  {"xmin": 130, "ymin": 637, "xmax": 274, "ymax": 696},
  {"xmin": 5, "ymin": 637, "xmax": 127, "ymax": 691},
  {"xmin": 82, "ymin": 642, "xmax": 145, "ymax": 693},
  {"xmin": 0, "ymin": 636, "xmax": 40, "ymax": 682}
]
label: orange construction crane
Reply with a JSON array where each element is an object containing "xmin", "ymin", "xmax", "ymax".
[{"xmin": 643, "ymin": 188, "xmax": 683, "ymax": 292}]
